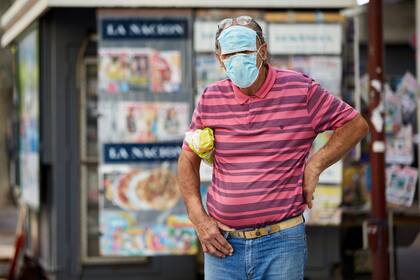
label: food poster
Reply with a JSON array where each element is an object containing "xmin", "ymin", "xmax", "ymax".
[
  {"xmin": 98, "ymin": 14, "xmax": 196, "ymax": 257},
  {"xmin": 98, "ymin": 102, "xmax": 189, "ymax": 144},
  {"xmin": 99, "ymin": 165, "xmax": 197, "ymax": 256},
  {"xmin": 304, "ymin": 185, "xmax": 342, "ymax": 225},
  {"xmin": 18, "ymin": 29, "xmax": 40, "ymax": 210}
]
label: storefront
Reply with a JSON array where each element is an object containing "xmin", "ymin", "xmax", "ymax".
[{"xmin": 4, "ymin": 1, "xmax": 419, "ymax": 279}]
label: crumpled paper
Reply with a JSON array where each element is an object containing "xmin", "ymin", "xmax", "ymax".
[{"xmin": 185, "ymin": 128, "xmax": 214, "ymax": 165}]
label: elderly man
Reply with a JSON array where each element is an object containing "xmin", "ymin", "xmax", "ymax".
[{"xmin": 178, "ymin": 16, "xmax": 369, "ymax": 280}]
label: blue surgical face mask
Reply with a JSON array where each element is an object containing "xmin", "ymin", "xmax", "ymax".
[
  {"xmin": 218, "ymin": 26, "xmax": 257, "ymax": 55},
  {"xmin": 217, "ymin": 26, "xmax": 264, "ymax": 88},
  {"xmin": 222, "ymin": 47, "xmax": 263, "ymax": 88}
]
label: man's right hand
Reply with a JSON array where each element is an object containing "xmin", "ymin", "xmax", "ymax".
[
  {"xmin": 194, "ymin": 214, "xmax": 235, "ymax": 258},
  {"xmin": 177, "ymin": 150, "xmax": 234, "ymax": 258}
]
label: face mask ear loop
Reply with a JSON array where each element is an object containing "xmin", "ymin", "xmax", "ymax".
[{"xmin": 256, "ymin": 45, "xmax": 265, "ymax": 71}]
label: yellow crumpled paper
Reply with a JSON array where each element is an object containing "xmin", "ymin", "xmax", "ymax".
[{"xmin": 184, "ymin": 128, "xmax": 214, "ymax": 165}]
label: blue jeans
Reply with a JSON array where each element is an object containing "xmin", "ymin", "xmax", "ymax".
[{"xmin": 204, "ymin": 223, "xmax": 307, "ymax": 280}]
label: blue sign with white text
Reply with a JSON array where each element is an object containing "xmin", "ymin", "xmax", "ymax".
[
  {"xmin": 101, "ymin": 19, "xmax": 188, "ymax": 40},
  {"xmin": 103, "ymin": 142, "xmax": 182, "ymax": 163}
]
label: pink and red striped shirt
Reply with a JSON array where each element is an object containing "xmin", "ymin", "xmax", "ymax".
[{"xmin": 183, "ymin": 64, "xmax": 358, "ymax": 229}]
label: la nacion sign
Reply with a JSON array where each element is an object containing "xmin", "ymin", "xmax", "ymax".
[
  {"xmin": 101, "ymin": 19, "xmax": 188, "ymax": 40},
  {"xmin": 103, "ymin": 142, "xmax": 182, "ymax": 163}
]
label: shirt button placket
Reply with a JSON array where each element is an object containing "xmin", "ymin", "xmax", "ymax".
[
  {"xmin": 243, "ymin": 102, "xmax": 251, "ymax": 130},
  {"xmin": 248, "ymin": 97, "xmax": 256, "ymax": 129},
  {"xmin": 246, "ymin": 100, "xmax": 252, "ymax": 129}
]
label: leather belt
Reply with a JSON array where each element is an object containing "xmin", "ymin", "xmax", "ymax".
[{"xmin": 228, "ymin": 215, "xmax": 304, "ymax": 239}]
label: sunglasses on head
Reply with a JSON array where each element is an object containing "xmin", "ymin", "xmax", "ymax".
[{"xmin": 217, "ymin": 16, "xmax": 256, "ymax": 31}]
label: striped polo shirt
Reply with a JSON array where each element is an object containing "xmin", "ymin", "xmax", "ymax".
[{"xmin": 183, "ymin": 64, "xmax": 358, "ymax": 229}]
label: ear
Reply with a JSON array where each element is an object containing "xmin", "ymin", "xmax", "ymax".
[
  {"xmin": 215, "ymin": 53, "xmax": 226, "ymax": 70},
  {"xmin": 260, "ymin": 43, "xmax": 268, "ymax": 61}
]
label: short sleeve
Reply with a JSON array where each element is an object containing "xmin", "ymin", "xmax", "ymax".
[
  {"xmin": 182, "ymin": 97, "xmax": 205, "ymax": 152},
  {"xmin": 307, "ymin": 79, "xmax": 358, "ymax": 134}
]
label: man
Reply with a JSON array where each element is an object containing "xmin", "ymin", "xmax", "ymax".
[{"xmin": 178, "ymin": 16, "xmax": 369, "ymax": 280}]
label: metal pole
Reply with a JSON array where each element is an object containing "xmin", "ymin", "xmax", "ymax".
[
  {"xmin": 354, "ymin": 13, "xmax": 362, "ymax": 161},
  {"xmin": 367, "ymin": 0, "xmax": 389, "ymax": 279},
  {"xmin": 416, "ymin": 0, "xmax": 420, "ymax": 212},
  {"xmin": 417, "ymin": 0, "xmax": 420, "ymax": 83}
]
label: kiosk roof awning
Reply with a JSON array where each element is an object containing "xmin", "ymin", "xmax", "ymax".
[{"xmin": 1, "ymin": 0, "xmax": 357, "ymax": 47}]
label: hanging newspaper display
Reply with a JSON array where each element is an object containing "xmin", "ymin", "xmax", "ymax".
[
  {"xmin": 268, "ymin": 24, "xmax": 342, "ymax": 55},
  {"xmin": 18, "ymin": 29, "xmax": 40, "ymax": 210},
  {"xmin": 270, "ymin": 56, "xmax": 342, "ymax": 97},
  {"xmin": 386, "ymin": 165, "xmax": 418, "ymax": 207},
  {"xmin": 269, "ymin": 23, "xmax": 343, "ymax": 97},
  {"xmin": 383, "ymin": 72, "xmax": 420, "ymax": 207},
  {"xmin": 98, "ymin": 12, "xmax": 196, "ymax": 257}
]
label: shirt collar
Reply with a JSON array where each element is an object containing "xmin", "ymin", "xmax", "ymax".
[{"xmin": 232, "ymin": 64, "xmax": 276, "ymax": 104}]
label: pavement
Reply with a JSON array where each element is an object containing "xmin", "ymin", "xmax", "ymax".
[{"xmin": 0, "ymin": 206, "xmax": 18, "ymax": 277}]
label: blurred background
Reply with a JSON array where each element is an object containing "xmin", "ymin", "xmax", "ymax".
[{"xmin": 0, "ymin": 0, "xmax": 418, "ymax": 279}]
